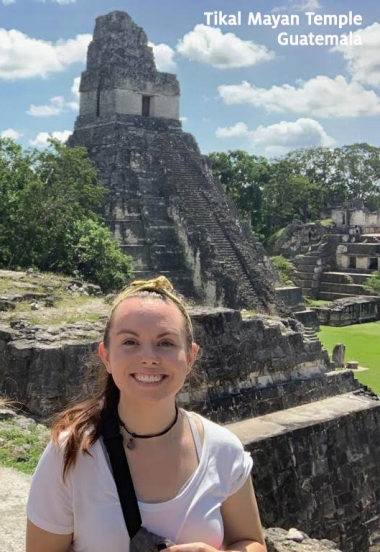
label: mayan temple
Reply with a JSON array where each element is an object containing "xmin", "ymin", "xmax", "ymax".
[{"xmin": 68, "ymin": 10, "xmax": 286, "ymax": 315}]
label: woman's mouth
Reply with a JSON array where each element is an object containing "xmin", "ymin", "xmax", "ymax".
[{"xmin": 132, "ymin": 374, "xmax": 167, "ymax": 385}]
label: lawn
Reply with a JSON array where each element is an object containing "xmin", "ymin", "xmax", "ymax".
[
  {"xmin": 0, "ymin": 421, "xmax": 49, "ymax": 474},
  {"xmin": 318, "ymin": 322, "xmax": 380, "ymax": 395}
]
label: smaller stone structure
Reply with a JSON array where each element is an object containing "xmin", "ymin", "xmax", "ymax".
[
  {"xmin": 332, "ymin": 198, "xmax": 380, "ymax": 235},
  {"xmin": 332, "ymin": 344, "xmax": 345, "ymax": 368},
  {"xmin": 272, "ymin": 200, "xmax": 380, "ymax": 301},
  {"xmin": 313, "ymin": 296, "xmax": 380, "ymax": 326}
]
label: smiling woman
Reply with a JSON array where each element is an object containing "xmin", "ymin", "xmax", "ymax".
[{"xmin": 26, "ymin": 276, "xmax": 266, "ymax": 552}]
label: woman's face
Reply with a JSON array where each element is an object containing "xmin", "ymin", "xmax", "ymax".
[{"xmin": 99, "ymin": 296, "xmax": 198, "ymax": 405}]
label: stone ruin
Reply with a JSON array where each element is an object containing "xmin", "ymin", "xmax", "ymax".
[
  {"xmin": 68, "ymin": 10, "xmax": 285, "ymax": 317},
  {"xmin": 1, "ymin": 11, "xmax": 380, "ymax": 552},
  {"xmin": 271, "ymin": 200, "xmax": 380, "ymax": 311}
]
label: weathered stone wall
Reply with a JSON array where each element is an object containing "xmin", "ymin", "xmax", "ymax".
[
  {"xmin": 313, "ymin": 297, "xmax": 380, "ymax": 326},
  {"xmin": 228, "ymin": 393, "xmax": 380, "ymax": 552},
  {"xmin": 271, "ymin": 221, "xmax": 328, "ymax": 258},
  {"xmin": 0, "ymin": 308, "xmax": 331, "ymax": 417}
]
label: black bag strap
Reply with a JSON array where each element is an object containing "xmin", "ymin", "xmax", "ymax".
[{"xmin": 101, "ymin": 410, "xmax": 142, "ymax": 539}]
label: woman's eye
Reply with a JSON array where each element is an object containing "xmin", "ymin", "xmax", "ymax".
[
  {"xmin": 158, "ymin": 341, "xmax": 174, "ymax": 347},
  {"xmin": 123, "ymin": 339, "xmax": 137, "ymax": 346}
]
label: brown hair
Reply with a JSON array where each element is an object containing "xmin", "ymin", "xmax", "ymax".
[{"xmin": 51, "ymin": 281, "xmax": 194, "ymax": 479}]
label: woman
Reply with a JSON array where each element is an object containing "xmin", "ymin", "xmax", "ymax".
[{"xmin": 26, "ymin": 276, "xmax": 267, "ymax": 552}]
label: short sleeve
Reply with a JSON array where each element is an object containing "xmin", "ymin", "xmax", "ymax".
[
  {"xmin": 27, "ymin": 440, "xmax": 74, "ymax": 535},
  {"xmin": 228, "ymin": 444, "xmax": 253, "ymax": 497}
]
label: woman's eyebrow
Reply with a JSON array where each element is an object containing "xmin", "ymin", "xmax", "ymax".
[
  {"xmin": 116, "ymin": 329, "xmax": 139, "ymax": 336},
  {"xmin": 116, "ymin": 330, "xmax": 180, "ymax": 337}
]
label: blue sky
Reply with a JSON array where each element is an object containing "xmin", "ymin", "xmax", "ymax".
[{"xmin": 1, "ymin": 0, "xmax": 380, "ymax": 157}]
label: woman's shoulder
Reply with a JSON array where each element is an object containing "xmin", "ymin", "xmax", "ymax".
[
  {"xmin": 49, "ymin": 427, "xmax": 103, "ymax": 463},
  {"xmin": 184, "ymin": 409, "xmax": 244, "ymax": 452}
]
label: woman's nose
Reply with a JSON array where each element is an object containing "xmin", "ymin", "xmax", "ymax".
[{"xmin": 140, "ymin": 345, "xmax": 160, "ymax": 364}]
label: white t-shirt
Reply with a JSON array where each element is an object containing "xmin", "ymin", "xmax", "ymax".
[{"xmin": 27, "ymin": 409, "xmax": 253, "ymax": 552}]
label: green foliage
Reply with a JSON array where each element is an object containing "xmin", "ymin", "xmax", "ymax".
[
  {"xmin": 71, "ymin": 219, "xmax": 133, "ymax": 293},
  {"xmin": 0, "ymin": 421, "xmax": 49, "ymax": 475},
  {"xmin": 286, "ymin": 143, "xmax": 380, "ymax": 212},
  {"xmin": 210, "ymin": 144, "xmax": 380, "ymax": 242},
  {"xmin": 209, "ymin": 150, "xmax": 270, "ymax": 232},
  {"xmin": 261, "ymin": 159, "xmax": 320, "ymax": 237},
  {"xmin": 270, "ymin": 255, "xmax": 296, "ymax": 286},
  {"xmin": 0, "ymin": 138, "xmax": 133, "ymax": 291},
  {"xmin": 363, "ymin": 272, "xmax": 380, "ymax": 296},
  {"xmin": 266, "ymin": 227, "xmax": 286, "ymax": 249}
]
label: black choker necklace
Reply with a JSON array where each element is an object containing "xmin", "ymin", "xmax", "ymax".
[{"xmin": 117, "ymin": 406, "xmax": 179, "ymax": 450}]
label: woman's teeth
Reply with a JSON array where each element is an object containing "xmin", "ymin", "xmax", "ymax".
[{"xmin": 133, "ymin": 374, "xmax": 164, "ymax": 383}]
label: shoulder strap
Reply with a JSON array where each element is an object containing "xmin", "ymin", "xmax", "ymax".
[{"xmin": 100, "ymin": 411, "xmax": 142, "ymax": 539}]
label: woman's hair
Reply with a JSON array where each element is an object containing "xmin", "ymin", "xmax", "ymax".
[{"xmin": 51, "ymin": 277, "xmax": 194, "ymax": 479}]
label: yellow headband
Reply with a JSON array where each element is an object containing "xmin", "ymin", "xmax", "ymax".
[{"xmin": 110, "ymin": 276, "xmax": 193, "ymax": 335}]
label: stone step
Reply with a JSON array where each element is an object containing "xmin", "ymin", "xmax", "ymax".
[
  {"xmin": 345, "ymin": 243, "xmax": 380, "ymax": 255},
  {"xmin": 294, "ymin": 269, "xmax": 316, "ymax": 277},
  {"xmin": 294, "ymin": 257, "xmax": 318, "ymax": 267},
  {"xmin": 319, "ymin": 282, "xmax": 373, "ymax": 295},
  {"xmin": 317, "ymin": 291, "xmax": 377, "ymax": 301},
  {"xmin": 321, "ymin": 272, "xmax": 369, "ymax": 285}
]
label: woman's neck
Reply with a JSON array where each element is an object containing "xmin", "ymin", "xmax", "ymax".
[{"xmin": 117, "ymin": 399, "xmax": 179, "ymax": 439}]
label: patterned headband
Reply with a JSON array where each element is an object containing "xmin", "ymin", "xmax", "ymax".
[{"xmin": 110, "ymin": 276, "xmax": 193, "ymax": 335}]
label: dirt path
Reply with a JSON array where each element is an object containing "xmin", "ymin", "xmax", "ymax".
[{"xmin": 0, "ymin": 466, "xmax": 31, "ymax": 552}]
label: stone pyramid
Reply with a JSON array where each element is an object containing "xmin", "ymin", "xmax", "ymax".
[{"xmin": 69, "ymin": 11, "xmax": 286, "ymax": 315}]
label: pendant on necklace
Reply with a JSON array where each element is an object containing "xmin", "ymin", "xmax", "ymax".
[{"xmin": 126, "ymin": 437, "xmax": 135, "ymax": 450}]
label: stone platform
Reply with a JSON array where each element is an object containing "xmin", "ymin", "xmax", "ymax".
[
  {"xmin": 227, "ymin": 392, "xmax": 380, "ymax": 552},
  {"xmin": 312, "ymin": 296, "xmax": 380, "ymax": 326}
]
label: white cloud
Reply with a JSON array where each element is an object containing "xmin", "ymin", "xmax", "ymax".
[
  {"xmin": 66, "ymin": 76, "xmax": 80, "ymax": 110},
  {"xmin": 177, "ymin": 24, "xmax": 275, "ymax": 69},
  {"xmin": 218, "ymin": 76, "xmax": 380, "ymax": 118},
  {"xmin": 149, "ymin": 42, "xmax": 177, "ymax": 72},
  {"xmin": 272, "ymin": 0, "xmax": 321, "ymax": 12},
  {"xmin": 27, "ymin": 76, "xmax": 81, "ymax": 117},
  {"xmin": 216, "ymin": 118, "xmax": 335, "ymax": 155},
  {"xmin": 180, "ymin": 117, "xmax": 188, "ymax": 123},
  {"xmin": 2, "ymin": 0, "xmax": 16, "ymax": 5},
  {"xmin": 52, "ymin": 0, "xmax": 77, "ymax": 4},
  {"xmin": 71, "ymin": 76, "xmax": 80, "ymax": 99},
  {"xmin": 0, "ymin": 29, "xmax": 91, "ymax": 80},
  {"xmin": 1, "ymin": 128, "xmax": 23, "ymax": 140},
  {"xmin": 27, "ymin": 96, "xmax": 65, "ymax": 117},
  {"xmin": 216, "ymin": 122, "xmax": 249, "ymax": 138},
  {"xmin": 332, "ymin": 23, "xmax": 380, "ymax": 88},
  {"xmin": 30, "ymin": 130, "xmax": 72, "ymax": 148}
]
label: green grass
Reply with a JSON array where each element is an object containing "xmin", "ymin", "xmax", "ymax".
[
  {"xmin": 306, "ymin": 299, "xmax": 331, "ymax": 307},
  {"xmin": 318, "ymin": 322, "xmax": 380, "ymax": 394},
  {"xmin": 0, "ymin": 422, "xmax": 50, "ymax": 474}
]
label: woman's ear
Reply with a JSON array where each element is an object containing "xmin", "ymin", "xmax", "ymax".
[
  {"xmin": 98, "ymin": 342, "xmax": 111, "ymax": 373},
  {"xmin": 187, "ymin": 342, "xmax": 199, "ymax": 373}
]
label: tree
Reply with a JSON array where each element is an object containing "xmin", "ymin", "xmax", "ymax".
[
  {"xmin": 209, "ymin": 150, "xmax": 270, "ymax": 232},
  {"xmin": 286, "ymin": 144, "xmax": 380, "ymax": 212},
  {"xmin": 0, "ymin": 138, "xmax": 133, "ymax": 291},
  {"xmin": 70, "ymin": 219, "xmax": 133, "ymax": 293},
  {"xmin": 261, "ymin": 159, "xmax": 319, "ymax": 237}
]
